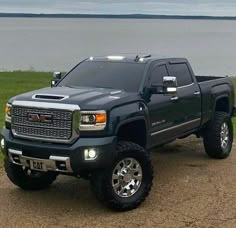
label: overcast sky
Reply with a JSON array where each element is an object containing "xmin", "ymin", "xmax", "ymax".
[{"xmin": 0, "ymin": 0, "xmax": 236, "ymax": 16}]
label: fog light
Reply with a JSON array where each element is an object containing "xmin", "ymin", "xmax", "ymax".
[
  {"xmin": 84, "ymin": 148, "xmax": 98, "ymax": 160},
  {"xmin": 0, "ymin": 138, "xmax": 5, "ymax": 150}
]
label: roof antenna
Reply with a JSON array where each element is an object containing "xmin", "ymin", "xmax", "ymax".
[{"xmin": 134, "ymin": 55, "xmax": 140, "ymax": 62}]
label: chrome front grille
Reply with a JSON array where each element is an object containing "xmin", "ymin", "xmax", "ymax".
[
  {"xmin": 13, "ymin": 116, "xmax": 71, "ymax": 129},
  {"xmin": 13, "ymin": 125, "xmax": 71, "ymax": 139},
  {"xmin": 11, "ymin": 102, "xmax": 80, "ymax": 143},
  {"xmin": 13, "ymin": 107, "xmax": 72, "ymax": 120}
]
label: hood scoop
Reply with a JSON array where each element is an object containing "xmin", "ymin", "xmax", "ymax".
[{"xmin": 32, "ymin": 94, "xmax": 69, "ymax": 101}]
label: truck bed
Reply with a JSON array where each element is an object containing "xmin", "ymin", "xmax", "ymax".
[
  {"xmin": 195, "ymin": 75, "xmax": 235, "ymax": 126},
  {"xmin": 195, "ymin": 75, "xmax": 225, "ymax": 83}
]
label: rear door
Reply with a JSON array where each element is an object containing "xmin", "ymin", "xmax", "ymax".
[{"xmin": 167, "ymin": 61, "xmax": 201, "ymax": 132}]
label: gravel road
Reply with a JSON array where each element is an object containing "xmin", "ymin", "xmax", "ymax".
[{"xmin": 0, "ymin": 137, "xmax": 236, "ymax": 228}]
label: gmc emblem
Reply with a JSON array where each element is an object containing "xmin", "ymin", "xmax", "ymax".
[{"xmin": 28, "ymin": 113, "xmax": 53, "ymax": 124}]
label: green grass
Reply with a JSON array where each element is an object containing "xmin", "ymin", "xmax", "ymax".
[
  {"xmin": 233, "ymin": 118, "xmax": 236, "ymax": 135},
  {"xmin": 231, "ymin": 77, "xmax": 236, "ymax": 133},
  {"xmin": 0, "ymin": 152, "xmax": 3, "ymax": 166},
  {"xmin": 0, "ymin": 71, "xmax": 52, "ymax": 126},
  {"xmin": 0, "ymin": 72, "xmax": 236, "ymax": 165}
]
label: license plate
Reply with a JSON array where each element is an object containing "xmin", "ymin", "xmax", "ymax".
[{"xmin": 29, "ymin": 160, "xmax": 46, "ymax": 171}]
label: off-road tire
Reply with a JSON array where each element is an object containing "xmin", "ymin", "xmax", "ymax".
[
  {"xmin": 4, "ymin": 159, "xmax": 57, "ymax": 190},
  {"xmin": 203, "ymin": 111, "xmax": 233, "ymax": 159},
  {"xmin": 90, "ymin": 141, "xmax": 153, "ymax": 211}
]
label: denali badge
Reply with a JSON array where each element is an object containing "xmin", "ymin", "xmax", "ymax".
[{"xmin": 28, "ymin": 113, "xmax": 53, "ymax": 123}]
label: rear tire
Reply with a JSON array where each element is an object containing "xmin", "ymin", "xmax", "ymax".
[
  {"xmin": 4, "ymin": 159, "xmax": 57, "ymax": 190},
  {"xmin": 203, "ymin": 112, "xmax": 233, "ymax": 159},
  {"xmin": 90, "ymin": 141, "xmax": 153, "ymax": 211}
]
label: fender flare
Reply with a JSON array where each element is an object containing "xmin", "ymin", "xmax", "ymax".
[
  {"xmin": 213, "ymin": 95, "xmax": 231, "ymax": 115},
  {"xmin": 115, "ymin": 116, "xmax": 148, "ymax": 135}
]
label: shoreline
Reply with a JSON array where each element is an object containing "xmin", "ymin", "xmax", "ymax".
[{"xmin": 1, "ymin": 13, "xmax": 236, "ymax": 21}]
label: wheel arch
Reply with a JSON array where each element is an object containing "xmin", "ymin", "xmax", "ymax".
[
  {"xmin": 214, "ymin": 95, "xmax": 231, "ymax": 114},
  {"xmin": 115, "ymin": 117, "xmax": 148, "ymax": 148}
]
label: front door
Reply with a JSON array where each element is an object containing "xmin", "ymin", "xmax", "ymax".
[{"xmin": 147, "ymin": 63, "xmax": 179, "ymax": 146}]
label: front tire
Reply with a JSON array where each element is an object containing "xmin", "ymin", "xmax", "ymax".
[
  {"xmin": 90, "ymin": 141, "xmax": 153, "ymax": 211},
  {"xmin": 4, "ymin": 159, "xmax": 57, "ymax": 190},
  {"xmin": 203, "ymin": 112, "xmax": 233, "ymax": 159}
]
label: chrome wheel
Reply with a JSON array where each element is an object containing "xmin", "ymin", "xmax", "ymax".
[
  {"xmin": 220, "ymin": 122, "xmax": 229, "ymax": 150},
  {"xmin": 112, "ymin": 158, "xmax": 142, "ymax": 198}
]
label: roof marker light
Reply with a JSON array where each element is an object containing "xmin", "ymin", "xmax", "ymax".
[
  {"xmin": 107, "ymin": 56, "xmax": 125, "ymax": 60},
  {"xmin": 89, "ymin": 57, "xmax": 94, "ymax": 60}
]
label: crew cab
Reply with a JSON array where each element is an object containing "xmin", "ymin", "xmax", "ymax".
[{"xmin": 1, "ymin": 54, "xmax": 235, "ymax": 211}]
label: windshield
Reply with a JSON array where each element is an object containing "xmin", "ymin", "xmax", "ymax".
[{"xmin": 58, "ymin": 61, "xmax": 145, "ymax": 92}]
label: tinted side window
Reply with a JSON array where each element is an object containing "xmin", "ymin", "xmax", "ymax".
[
  {"xmin": 150, "ymin": 65, "xmax": 168, "ymax": 85},
  {"xmin": 169, "ymin": 63, "xmax": 193, "ymax": 87}
]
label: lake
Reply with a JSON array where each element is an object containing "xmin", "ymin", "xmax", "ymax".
[{"xmin": 0, "ymin": 17, "xmax": 236, "ymax": 75}]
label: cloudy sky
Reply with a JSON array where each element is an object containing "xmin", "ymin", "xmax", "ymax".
[{"xmin": 0, "ymin": 0, "xmax": 236, "ymax": 16}]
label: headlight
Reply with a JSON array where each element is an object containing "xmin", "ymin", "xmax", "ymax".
[
  {"xmin": 81, "ymin": 114, "xmax": 96, "ymax": 124},
  {"xmin": 5, "ymin": 103, "xmax": 12, "ymax": 123},
  {"xmin": 80, "ymin": 111, "xmax": 107, "ymax": 131}
]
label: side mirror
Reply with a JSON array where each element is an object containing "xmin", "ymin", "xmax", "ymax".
[
  {"xmin": 51, "ymin": 72, "xmax": 62, "ymax": 87},
  {"xmin": 149, "ymin": 76, "xmax": 177, "ymax": 95},
  {"xmin": 53, "ymin": 72, "xmax": 62, "ymax": 79},
  {"xmin": 162, "ymin": 76, "xmax": 177, "ymax": 94}
]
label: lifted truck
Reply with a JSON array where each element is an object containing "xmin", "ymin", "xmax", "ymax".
[{"xmin": 1, "ymin": 54, "xmax": 235, "ymax": 211}]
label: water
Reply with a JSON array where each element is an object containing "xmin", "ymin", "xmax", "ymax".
[{"xmin": 0, "ymin": 17, "xmax": 236, "ymax": 75}]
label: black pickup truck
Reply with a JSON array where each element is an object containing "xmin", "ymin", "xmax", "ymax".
[{"xmin": 1, "ymin": 55, "xmax": 235, "ymax": 211}]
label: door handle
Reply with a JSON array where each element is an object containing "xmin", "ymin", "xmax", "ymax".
[
  {"xmin": 171, "ymin": 96, "xmax": 179, "ymax": 101},
  {"xmin": 194, "ymin": 91, "xmax": 200, "ymax": 95}
]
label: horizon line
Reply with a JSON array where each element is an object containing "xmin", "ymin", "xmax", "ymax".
[{"xmin": 1, "ymin": 12, "xmax": 236, "ymax": 19}]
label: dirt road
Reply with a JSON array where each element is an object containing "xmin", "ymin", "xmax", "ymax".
[{"xmin": 0, "ymin": 137, "xmax": 236, "ymax": 228}]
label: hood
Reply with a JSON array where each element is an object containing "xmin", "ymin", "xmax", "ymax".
[{"xmin": 9, "ymin": 86, "xmax": 140, "ymax": 110}]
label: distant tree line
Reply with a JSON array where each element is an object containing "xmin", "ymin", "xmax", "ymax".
[{"xmin": 0, "ymin": 13, "xmax": 236, "ymax": 20}]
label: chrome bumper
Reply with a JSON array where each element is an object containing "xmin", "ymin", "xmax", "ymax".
[{"xmin": 8, "ymin": 149, "xmax": 73, "ymax": 173}]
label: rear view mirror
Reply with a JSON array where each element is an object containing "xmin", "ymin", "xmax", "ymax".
[
  {"xmin": 51, "ymin": 72, "xmax": 62, "ymax": 87},
  {"xmin": 162, "ymin": 76, "xmax": 177, "ymax": 94}
]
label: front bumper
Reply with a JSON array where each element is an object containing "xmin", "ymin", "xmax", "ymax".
[{"xmin": 1, "ymin": 128, "xmax": 117, "ymax": 174}]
